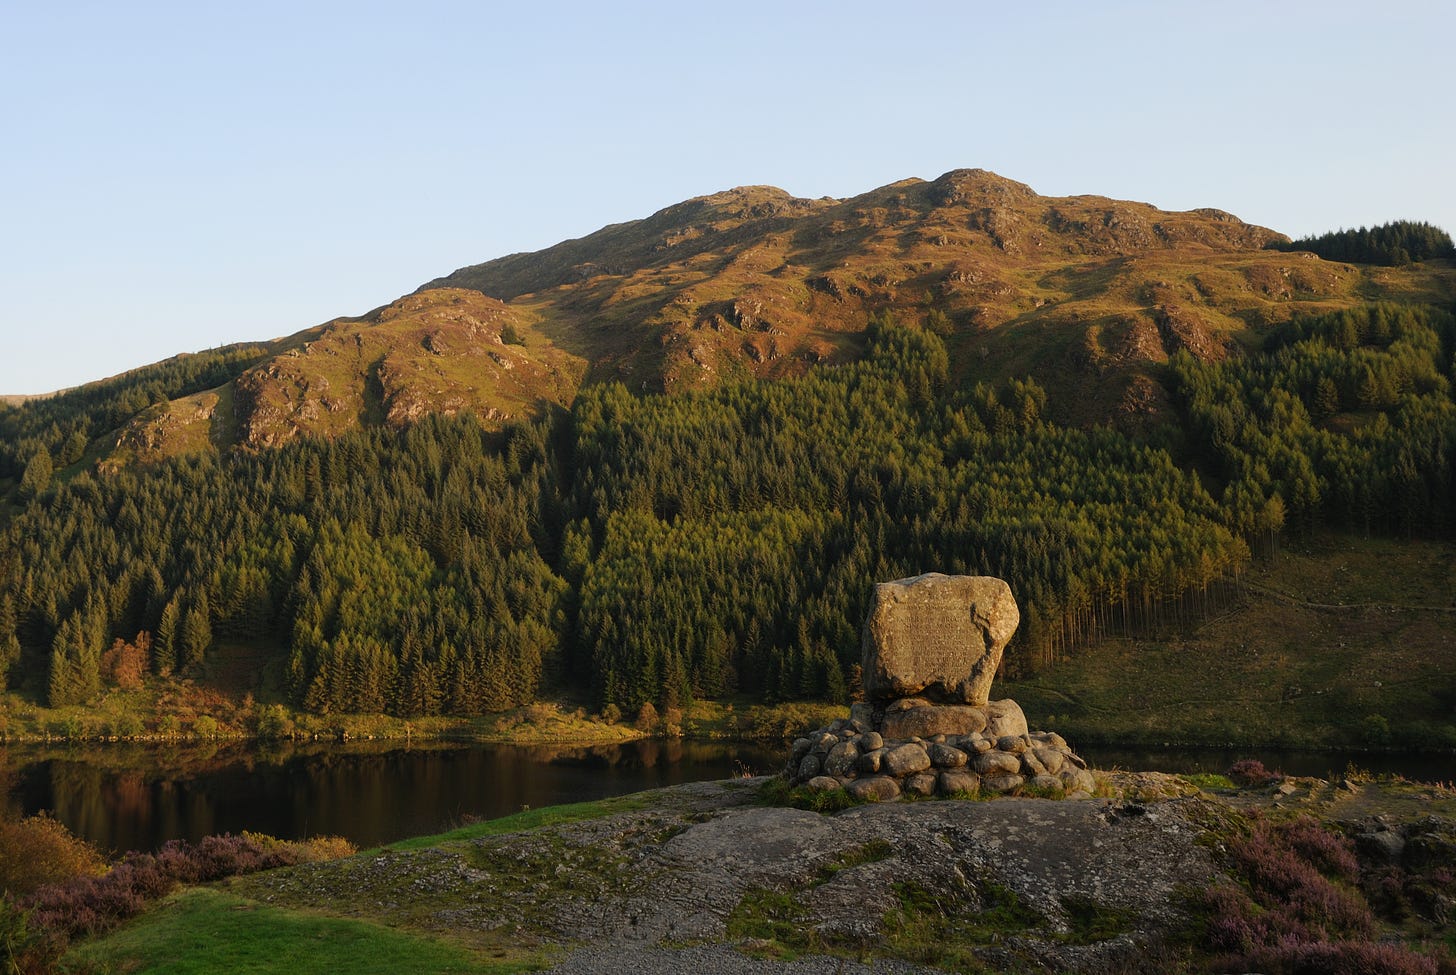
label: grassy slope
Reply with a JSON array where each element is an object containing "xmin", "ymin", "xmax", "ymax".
[
  {"xmin": 1003, "ymin": 530, "xmax": 1456, "ymax": 750},
  {"xmin": 61, "ymin": 795, "xmax": 658, "ymax": 973},
  {"xmin": 64, "ymin": 887, "xmax": 526, "ymax": 975}
]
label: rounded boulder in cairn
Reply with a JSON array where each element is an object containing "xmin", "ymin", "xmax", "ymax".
[
  {"xmin": 1061, "ymin": 768, "xmax": 1096, "ymax": 794},
  {"xmin": 985, "ymin": 699, "xmax": 1029, "ymax": 739},
  {"xmin": 857, "ymin": 748, "xmax": 886, "ymax": 774},
  {"xmin": 904, "ymin": 772, "xmax": 938, "ymax": 797},
  {"xmin": 806, "ymin": 776, "xmax": 841, "ymax": 792},
  {"xmin": 974, "ymin": 750, "xmax": 1021, "ymax": 776},
  {"xmin": 938, "ymin": 770, "xmax": 981, "ymax": 796},
  {"xmin": 982, "ymin": 772, "xmax": 1025, "ymax": 794},
  {"xmin": 847, "ymin": 776, "xmax": 901, "ymax": 802},
  {"xmin": 882, "ymin": 743, "xmax": 932, "ymax": 777},
  {"xmin": 1033, "ymin": 747, "xmax": 1067, "ymax": 775},
  {"xmin": 861, "ymin": 574, "xmax": 1019, "ymax": 706},
  {"xmin": 996, "ymin": 735, "xmax": 1028, "ymax": 754},
  {"xmin": 824, "ymin": 740, "xmax": 860, "ymax": 777},
  {"xmin": 929, "ymin": 743, "xmax": 968, "ymax": 768}
]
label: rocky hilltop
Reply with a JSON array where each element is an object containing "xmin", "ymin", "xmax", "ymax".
[{"xmin": 94, "ymin": 168, "xmax": 1453, "ymax": 465}]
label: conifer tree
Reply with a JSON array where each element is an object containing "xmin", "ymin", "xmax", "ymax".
[{"xmin": 180, "ymin": 595, "xmax": 212, "ymax": 670}]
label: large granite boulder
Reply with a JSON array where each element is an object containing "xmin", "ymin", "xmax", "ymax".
[{"xmin": 861, "ymin": 573, "xmax": 1020, "ymax": 706}]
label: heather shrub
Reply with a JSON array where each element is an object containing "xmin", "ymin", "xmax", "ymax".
[
  {"xmin": 239, "ymin": 831, "xmax": 356, "ymax": 866},
  {"xmin": 1229, "ymin": 758, "xmax": 1280, "ymax": 787},
  {"xmin": 1203, "ymin": 812, "xmax": 1449, "ymax": 974},
  {"xmin": 1278, "ymin": 816, "xmax": 1360, "ymax": 883},
  {"xmin": 1237, "ymin": 937, "xmax": 1439, "ymax": 975},
  {"xmin": 0, "ymin": 814, "xmax": 105, "ymax": 899},
  {"xmin": 24, "ymin": 831, "xmax": 355, "ymax": 947}
]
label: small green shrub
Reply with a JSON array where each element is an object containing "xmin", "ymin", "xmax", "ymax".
[{"xmin": 757, "ymin": 777, "xmax": 863, "ymax": 814}]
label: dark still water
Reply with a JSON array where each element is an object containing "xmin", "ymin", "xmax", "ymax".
[
  {"xmin": 3, "ymin": 739, "xmax": 780, "ymax": 856},
  {"xmin": 9, "ymin": 738, "xmax": 1456, "ymax": 858}
]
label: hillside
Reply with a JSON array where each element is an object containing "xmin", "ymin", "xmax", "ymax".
[
  {"xmin": 1, "ymin": 170, "xmax": 1453, "ymax": 751},
  {"xmin": 424, "ymin": 168, "xmax": 1451, "ymax": 427},
  {"xmin": 30, "ymin": 168, "xmax": 1451, "ymax": 469}
]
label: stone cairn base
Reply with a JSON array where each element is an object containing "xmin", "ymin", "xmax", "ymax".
[{"xmin": 784, "ymin": 696, "xmax": 1096, "ymax": 801}]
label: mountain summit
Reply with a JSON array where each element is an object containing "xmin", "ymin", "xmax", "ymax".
[{"xmin": 95, "ymin": 170, "xmax": 1452, "ymax": 464}]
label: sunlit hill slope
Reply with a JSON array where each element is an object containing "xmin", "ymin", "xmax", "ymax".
[{"xmin": 72, "ymin": 169, "xmax": 1456, "ymax": 465}]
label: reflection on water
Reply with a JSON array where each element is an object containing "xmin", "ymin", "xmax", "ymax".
[
  {"xmin": 3, "ymin": 739, "xmax": 779, "ymax": 855},
  {"xmin": 11, "ymin": 738, "xmax": 1453, "ymax": 856}
]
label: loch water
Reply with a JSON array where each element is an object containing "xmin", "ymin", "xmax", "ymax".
[
  {"xmin": 7, "ymin": 738, "xmax": 1454, "ymax": 856},
  {"xmin": 4, "ymin": 738, "xmax": 778, "ymax": 855}
]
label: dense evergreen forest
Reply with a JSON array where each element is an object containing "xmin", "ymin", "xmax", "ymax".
[
  {"xmin": 1, "ymin": 304, "xmax": 1454, "ymax": 718},
  {"xmin": 1268, "ymin": 220, "xmax": 1456, "ymax": 266}
]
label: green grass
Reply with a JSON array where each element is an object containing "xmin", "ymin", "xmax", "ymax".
[
  {"xmin": 65, "ymin": 888, "xmax": 538, "ymax": 974},
  {"xmin": 1059, "ymin": 895, "xmax": 1136, "ymax": 944},
  {"xmin": 387, "ymin": 792, "xmax": 653, "ymax": 851},
  {"xmin": 815, "ymin": 838, "xmax": 894, "ymax": 883},
  {"xmin": 756, "ymin": 776, "xmax": 865, "ymax": 813},
  {"xmin": 1002, "ymin": 530, "xmax": 1456, "ymax": 751},
  {"xmin": 726, "ymin": 888, "xmax": 810, "ymax": 949},
  {"xmin": 879, "ymin": 880, "xmax": 1039, "ymax": 973}
]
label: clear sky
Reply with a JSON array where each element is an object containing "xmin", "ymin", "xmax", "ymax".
[{"xmin": 2, "ymin": 1, "xmax": 1452, "ymax": 395}]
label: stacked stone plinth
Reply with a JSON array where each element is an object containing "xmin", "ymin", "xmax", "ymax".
[
  {"xmin": 783, "ymin": 573, "xmax": 1096, "ymax": 800},
  {"xmin": 784, "ymin": 699, "xmax": 1095, "ymax": 800}
]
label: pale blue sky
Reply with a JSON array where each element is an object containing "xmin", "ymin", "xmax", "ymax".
[{"xmin": 2, "ymin": 1, "xmax": 1451, "ymax": 395}]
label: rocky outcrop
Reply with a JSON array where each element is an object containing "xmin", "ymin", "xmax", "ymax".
[
  {"xmin": 860, "ymin": 573, "xmax": 1019, "ymax": 706},
  {"xmin": 238, "ymin": 777, "xmax": 1217, "ymax": 974},
  {"xmin": 791, "ymin": 574, "xmax": 1093, "ymax": 800}
]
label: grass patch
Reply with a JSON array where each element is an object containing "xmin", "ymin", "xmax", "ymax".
[
  {"xmin": 1002, "ymin": 529, "xmax": 1456, "ymax": 751},
  {"xmin": 1059, "ymin": 895, "xmax": 1136, "ymax": 944},
  {"xmin": 726, "ymin": 888, "xmax": 810, "ymax": 949},
  {"xmin": 757, "ymin": 776, "xmax": 864, "ymax": 813},
  {"xmin": 1181, "ymin": 772, "xmax": 1237, "ymax": 791},
  {"xmin": 388, "ymin": 792, "xmax": 653, "ymax": 851},
  {"xmin": 879, "ymin": 880, "xmax": 1039, "ymax": 972},
  {"xmin": 65, "ymin": 888, "xmax": 535, "ymax": 974},
  {"xmin": 816, "ymin": 838, "xmax": 893, "ymax": 883}
]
